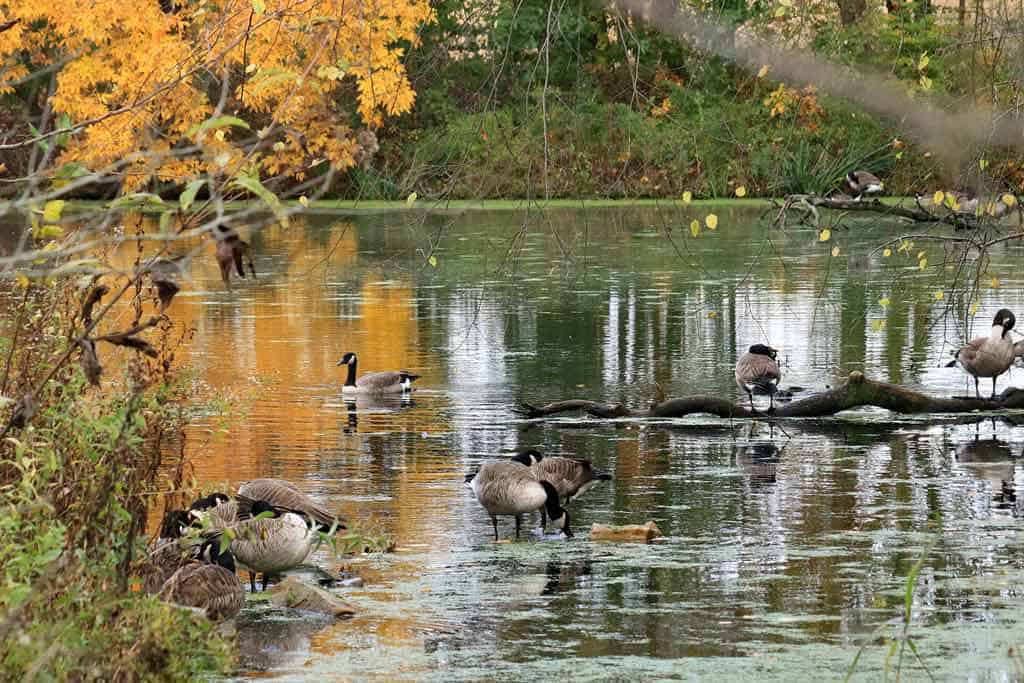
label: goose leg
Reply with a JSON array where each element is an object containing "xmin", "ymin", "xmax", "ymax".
[
  {"xmin": 974, "ymin": 377, "xmax": 981, "ymax": 399},
  {"xmin": 747, "ymin": 390, "xmax": 756, "ymax": 413},
  {"xmin": 992, "ymin": 377, "xmax": 998, "ymax": 400},
  {"xmin": 249, "ymin": 571, "xmax": 257, "ymax": 593},
  {"xmin": 540, "ymin": 507, "xmax": 547, "ymax": 530},
  {"xmin": 262, "ymin": 573, "xmax": 270, "ymax": 591},
  {"xmin": 491, "ymin": 516, "xmax": 499, "ymax": 542},
  {"xmin": 515, "ymin": 515, "xmax": 521, "ymax": 539}
]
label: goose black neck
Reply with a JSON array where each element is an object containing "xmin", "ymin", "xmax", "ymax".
[
  {"xmin": 540, "ymin": 480, "xmax": 563, "ymax": 519},
  {"xmin": 345, "ymin": 360, "xmax": 357, "ymax": 387}
]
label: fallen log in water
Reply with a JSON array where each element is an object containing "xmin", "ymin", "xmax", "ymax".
[{"xmin": 518, "ymin": 372, "xmax": 1024, "ymax": 420}]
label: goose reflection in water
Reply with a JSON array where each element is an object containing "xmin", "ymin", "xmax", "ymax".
[
  {"xmin": 542, "ymin": 559, "xmax": 594, "ymax": 596},
  {"xmin": 955, "ymin": 433, "xmax": 1020, "ymax": 515},
  {"xmin": 734, "ymin": 442, "xmax": 780, "ymax": 488},
  {"xmin": 340, "ymin": 393, "xmax": 416, "ymax": 434},
  {"xmin": 236, "ymin": 607, "xmax": 330, "ymax": 673}
]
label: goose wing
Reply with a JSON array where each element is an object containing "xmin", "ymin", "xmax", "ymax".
[
  {"xmin": 355, "ymin": 370, "xmax": 420, "ymax": 390},
  {"xmin": 159, "ymin": 563, "xmax": 245, "ymax": 621},
  {"xmin": 735, "ymin": 353, "xmax": 781, "ymax": 390},
  {"xmin": 237, "ymin": 478, "xmax": 343, "ymax": 530}
]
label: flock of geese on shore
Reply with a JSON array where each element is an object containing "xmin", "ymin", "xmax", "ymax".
[{"xmin": 149, "ymin": 309, "xmax": 1022, "ymax": 620}]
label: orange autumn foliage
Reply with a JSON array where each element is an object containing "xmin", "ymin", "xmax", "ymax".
[{"xmin": 0, "ymin": 0, "xmax": 434, "ymax": 190}]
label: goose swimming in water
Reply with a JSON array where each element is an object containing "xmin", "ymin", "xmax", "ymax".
[
  {"xmin": 845, "ymin": 171, "xmax": 884, "ymax": 201},
  {"xmin": 735, "ymin": 344, "xmax": 781, "ymax": 412},
  {"xmin": 946, "ymin": 308, "xmax": 1016, "ymax": 399},
  {"xmin": 337, "ymin": 352, "xmax": 420, "ymax": 394},
  {"xmin": 468, "ymin": 455, "xmax": 572, "ymax": 541}
]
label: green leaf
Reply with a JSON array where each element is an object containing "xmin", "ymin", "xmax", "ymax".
[
  {"xmin": 158, "ymin": 210, "xmax": 174, "ymax": 233},
  {"xmin": 249, "ymin": 68, "xmax": 299, "ymax": 94},
  {"xmin": 43, "ymin": 200, "xmax": 65, "ymax": 223},
  {"xmin": 108, "ymin": 193, "xmax": 166, "ymax": 210},
  {"xmin": 406, "ymin": 192, "xmax": 418, "ymax": 205},
  {"xmin": 218, "ymin": 532, "xmax": 231, "ymax": 555},
  {"xmin": 252, "ymin": 0, "xmax": 266, "ymax": 13},
  {"xmin": 428, "ymin": 255, "xmax": 438, "ymax": 268},
  {"xmin": 54, "ymin": 162, "xmax": 89, "ymax": 180},
  {"xmin": 37, "ymin": 224, "xmax": 63, "ymax": 240},
  {"xmin": 185, "ymin": 115, "xmax": 251, "ymax": 139},
  {"xmin": 231, "ymin": 172, "xmax": 287, "ymax": 225},
  {"xmin": 179, "ymin": 179, "xmax": 205, "ymax": 213}
]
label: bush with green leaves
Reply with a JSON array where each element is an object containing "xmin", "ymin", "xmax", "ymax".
[{"xmin": 0, "ymin": 281, "xmax": 233, "ymax": 679}]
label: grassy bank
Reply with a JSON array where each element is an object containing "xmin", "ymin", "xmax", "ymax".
[{"xmin": 0, "ymin": 277, "xmax": 233, "ymax": 678}]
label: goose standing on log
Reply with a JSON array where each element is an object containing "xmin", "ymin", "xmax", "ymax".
[
  {"xmin": 735, "ymin": 344, "xmax": 781, "ymax": 412},
  {"xmin": 468, "ymin": 454, "xmax": 572, "ymax": 541},
  {"xmin": 947, "ymin": 308, "xmax": 1016, "ymax": 399},
  {"xmin": 337, "ymin": 352, "xmax": 420, "ymax": 394},
  {"xmin": 845, "ymin": 171, "xmax": 884, "ymax": 201}
]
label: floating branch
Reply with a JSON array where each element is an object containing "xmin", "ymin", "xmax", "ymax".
[
  {"xmin": 772, "ymin": 195, "xmax": 1018, "ymax": 230},
  {"xmin": 518, "ymin": 372, "xmax": 1024, "ymax": 420}
]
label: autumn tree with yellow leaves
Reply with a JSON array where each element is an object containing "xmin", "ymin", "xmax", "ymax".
[{"xmin": 0, "ymin": 0, "xmax": 434, "ymax": 193}]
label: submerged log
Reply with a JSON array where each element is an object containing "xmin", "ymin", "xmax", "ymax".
[{"xmin": 518, "ymin": 372, "xmax": 1024, "ymax": 420}]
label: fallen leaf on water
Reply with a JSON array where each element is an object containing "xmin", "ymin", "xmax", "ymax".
[
  {"xmin": 690, "ymin": 220, "xmax": 700, "ymax": 237},
  {"xmin": 818, "ymin": 228, "xmax": 831, "ymax": 242}
]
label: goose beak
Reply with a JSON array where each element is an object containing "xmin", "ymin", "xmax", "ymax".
[{"xmin": 336, "ymin": 358, "xmax": 345, "ymax": 366}]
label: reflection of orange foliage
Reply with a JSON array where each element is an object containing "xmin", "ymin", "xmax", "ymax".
[{"xmin": 100, "ymin": 214, "xmax": 451, "ymax": 545}]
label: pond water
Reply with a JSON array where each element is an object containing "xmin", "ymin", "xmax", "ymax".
[{"xmin": 65, "ymin": 204, "xmax": 1024, "ymax": 679}]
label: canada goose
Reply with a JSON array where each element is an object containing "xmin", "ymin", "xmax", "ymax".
[
  {"xmin": 845, "ymin": 171, "xmax": 884, "ymax": 201},
  {"xmin": 188, "ymin": 492, "xmax": 235, "ymax": 527},
  {"xmin": 735, "ymin": 344, "xmax": 781, "ymax": 412},
  {"xmin": 159, "ymin": 540, "xmax": 245, "ymax": 621},
  {"xmin": 228, "ymin": 500, "xmax": 318, "ymax": 592},
  {"xmin": 336, "ymin": 352, "xmax": 420, "ymax": 394},
  {"xmin": 189, "ymin": 480, "xmax": 345, "ymax": 533},
  {"xmin": 237, "ymin": 478, "xmax": 344, "ymax": 532},
  {"xmin": 469, "ymin": 459, "xmax": 572, "ymax": 541},
  {"xmin": 141, "ymin": 508, "xmax": 196, "ymax": 593},
  {"xmin": 946, "ymin": 308, "xmax": 1016, "ymax": 399},
  {"xmin": 526, "ymin": 449, "xmax": 612, "ymax": 527}
]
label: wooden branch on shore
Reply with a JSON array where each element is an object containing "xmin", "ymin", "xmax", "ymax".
[{"xmin": 518, "ymin": 372, "xmax": 1024, "ymax": 420}]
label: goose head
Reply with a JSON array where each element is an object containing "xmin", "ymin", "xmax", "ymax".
[
  {"xmin": 540, "ymin": 481, "xmax": 572, "ymax": 538},
  {"xmin": 994, "ymin": 309, "xmax": 1016, "ymax": 337},
  {"xmin": 748, "ymin": 344, "xmax": 778, "ymax": 360},
  {"xmin": 250, "ymin": 499, "xmax": 280, "ymax": 518},
  {"xmin": 511, "ymin": 448, "xmax": 544, "ymax": 466},
  {"xmin": 199, "ymin": 539, "xmax": 238, "ymax": 572},
  {"xmin": 336, "ymin": 352, "xmax": 357, "ymax": 367},
  {"xmin": 159, "ymin": 509, "xmax": 191, "ymax": 538},
  {"xmin": 187, "ymin": 492, "xmax": 231, "ymax": 523}
]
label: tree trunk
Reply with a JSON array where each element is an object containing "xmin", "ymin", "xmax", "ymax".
[{"xmin": 837, "ymin": 0, "xmax": 868, "ymax": 26}]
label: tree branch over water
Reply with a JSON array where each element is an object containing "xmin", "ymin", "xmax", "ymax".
[{"xmin": 518, "ymin": 372, "xmax": 1024, "ymax": 419}]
